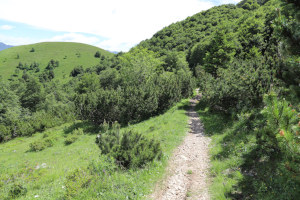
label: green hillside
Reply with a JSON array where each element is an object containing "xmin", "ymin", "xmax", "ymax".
[
  {"xmin": 0, "ymin": 0, "xmax": 299, "ymax": 199},
  {"xmin": 0, "ymin": 42, "xmax": 113, "ymax": 81}
]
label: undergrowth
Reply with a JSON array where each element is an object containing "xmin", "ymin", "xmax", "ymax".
[{"xmin": 197, "ymin": 96, "xmax": 300, "ymax": 200}]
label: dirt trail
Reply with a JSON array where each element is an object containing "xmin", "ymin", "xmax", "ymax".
[{"xmin": 150, "ymin": 94, "xmax": 211, "ymax": 200}]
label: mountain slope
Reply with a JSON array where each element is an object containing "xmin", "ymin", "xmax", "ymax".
[
  {"xmin": 0, "ymin": 42, "xmax": 113, "ymax": 80},
  {"xmin": 0, "ymin": 42, "xmax": 13, "ymax": 51}
]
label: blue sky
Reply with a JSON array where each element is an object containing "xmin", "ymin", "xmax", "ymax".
[{"xmin": 0, "ymin": 0, "xmax": 240, "ymax": 52}]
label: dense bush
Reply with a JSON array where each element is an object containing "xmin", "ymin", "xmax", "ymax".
[
  {"xmin": 95, "ymin": 122, "xmax": 162, "ymax": 169},
  {"xmin": 199, "ymin": 59, "xmax": 275, "ymax": 112},
  {"xmin": 29, "ymin": 137, "xmax": 56, "ymax": 152},
  {"xmin": 260, "ymin": 92, "xmax": 300, "ymax": 181},
  {"xmin": 75, "ymin": 48, "xmax": 194, "ymax": 125},
  {"xmin": 64, "ymin": 135, "xmax": 78, "ymax": 145},
  {"xmin": 64, "ymin": 128, "xmax": 83, "ymax": 145},
  {"xmin": 70, "ymin": 66, "xmax": 84, "ymax": 77}
]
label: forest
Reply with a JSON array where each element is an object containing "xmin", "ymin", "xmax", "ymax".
[{"xmin": 0, "ymin": 0, "xmax": 299, "ymax": 199}]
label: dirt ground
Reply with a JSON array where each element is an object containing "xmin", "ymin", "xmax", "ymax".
[{"xmin": 150, "ymin": 94, "xmax": 211, "ymax": 200}]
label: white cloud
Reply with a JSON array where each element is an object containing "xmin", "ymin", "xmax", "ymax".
[
  {"xmin": 218, "ymin": 0, "xmax": 240, "ymax": 4},
  {"xmin": 0, "ymin": 25, "xmax": 14, "ymax": 30},
  {"xmin": 0, "ymin": 34, "xmax": 34, "ymax": 45},
  {"xmin": 0, "ymin": 0, "xmax": 221, "ymax": 51},
  {"xmin": 45, "ymin": 33, "xmax": 100, "ymax": 44}
]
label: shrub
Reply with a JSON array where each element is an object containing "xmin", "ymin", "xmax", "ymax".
[
  {"xmin": 94, "ymin": 51, "xmax": 101, "ymax": 58},
  {"xmin": 8, "ymin": 183, "xmax": 27, "ymax": 198},
  {"xmin": 72, "ymin": 128, "xmax": 84, "ymax": 135},
  {"xmin": 64, "ymin": 168, "xmax": 92, "ymax": 199},
  {"xmin": 64, "ymin": 128, "xmax": 83, "ymax": 145},
  {"xmin": 199, "ymin": 59, "xmax": 275, "ymax": 112},
  {"xmin": 261, "ymin": 92, "xmax": 300, "ymax": 181},
  {"xmin": 0, "ymin": 124, "xmax": 11, "ymax": 142},
  {"xmin": 95, "ymin": 123, "xmax": 162, "ymax": 169},
  {"xmin": 70, "ymin": 66, "xmax": 84, "ymax": 77},
  {"xmin": 65, "ymin": 135, "xmax": 78, "ymax": 145},
  {"xmin": 29, "ymin": 137, "xmax": 55, "ymax": 152}
]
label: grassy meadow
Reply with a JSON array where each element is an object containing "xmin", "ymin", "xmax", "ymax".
[
  {"xmin": 0, "ymin": 99, "xmax": 190, "ymax": 200},
  {"xmin": 0, "ymin": 42, "xmax": 113, "ymax": 81}
]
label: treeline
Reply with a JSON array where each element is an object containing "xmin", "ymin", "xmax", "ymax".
[{"xmin": 0, "ymin": 47, "xmax": 194, "ymax": 142}]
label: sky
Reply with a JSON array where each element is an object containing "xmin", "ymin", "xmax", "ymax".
[{"xmin": 0, "ymin": 0, "xmax": 240, "ymax": 52}]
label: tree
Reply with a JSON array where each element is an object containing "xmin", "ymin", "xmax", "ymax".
[
  {"xmin": 20, "ymin": 77, "xmax": 45, "ymax": 112},
  {"xmin": 274, "ymin": 0, "xmax": 300, "ymax": 96},
  {"xmin": 70, "ymin": 66, "xmax": 84, "ymax": 77},
  {"xmin": 94, "ymin": 51, "xmax": 101, "ymax": 58},
  {"xmin": 46, "ymin": 59, "xmax": 59, "ymax": 70}
]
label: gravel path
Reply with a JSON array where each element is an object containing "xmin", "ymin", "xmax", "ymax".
[{"xmin": 150, "ymin": 94, "xmax": 211, "ymax": 200}]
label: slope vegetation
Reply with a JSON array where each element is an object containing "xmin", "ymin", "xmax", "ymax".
[
  {"xmin": 0, "ymin": 100, "xmax": 189, "ymax": 200},
  {"xmin": 0, "ymin": 42, "xmax": 113, "ymax": 80}
]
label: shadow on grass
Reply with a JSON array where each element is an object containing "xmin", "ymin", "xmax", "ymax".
[
  {"xmin": 195, "ymin": 100, "xmax": 231, "ymax": 136},
  {"xmin": 64, "ymin": 121, "xmax": 99, "ymax": 135},
  {"xmin": 177, "ymin": 101, "xmax": 190, "ymax": 111},
  {"xmin": 196, "ymin": 101, "xmax": 300, "ymax": 199}
]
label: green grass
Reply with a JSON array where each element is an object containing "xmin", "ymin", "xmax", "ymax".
[
  {"xmin": 196, "ymin": 101, "xmax": 300, "ymax": 200},
  {"xmin": 0, "ymin": 42, "xmax": 113, "ymax": 81},
  {"xmin": 0, "ymin": 99, "xmax": 190, "ymax": 199},
  {"xmin": 196, "ymin": 103, "xmax": 256, "ymax": 199}
]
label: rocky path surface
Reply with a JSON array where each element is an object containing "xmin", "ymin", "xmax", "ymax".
[{"xmin": 150, "ymin": 94, "xmax": 211, "ymax": 200}]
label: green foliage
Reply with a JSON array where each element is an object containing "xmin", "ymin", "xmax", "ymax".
[
  {"xmin": 139, "ymin": 4, "xmax": 244, "ymax": 57},
  {"xmin": 0, "ymin": 99, "xmax": 189, "ymax": 199},
  {"xmin": 20, "ymin": 76, "xmax": 45, "ymax": 111},
  {"xmin": 70, "ymin": 66, "xmax": 84, "ymax": 77},
  {"xmin": 64, "ymin": 128, "xmax": 83, "ymax": 145},
  {"xmin": 64, "ymin": 135, "xmax": 79, "ymax": 145},
  {"xmin": 261, "ymin": 92, "xmax": 300, "ymax": 181},
  {"xmin": 45, "ymin": 59, "xmax": 59, "ymax": 70},
  {"xmin": 29, "ymin": 136, "xmax": 56, "ymax": 152},
  {"xmin": 64, "ymin": 168, "xmax": 92, "ymax": 199},
  {"xmin": 8, "ymin": 183, "xmax": 27, "ymax": 199},
  {"xmin": 96, "ymin": 122, "xmax": 162, "ymax": 169},
  {"xmin": 94, "ymin": 51, "xmax": 101, "ymax": 58},
  {"xmin": 198, "ymin": 101, "xmax": 300, "ymax": 199},
  {"xmin": 273, "ymin": 0, "xmax": 300, "ymax": 97},
  {"xmin": 74, "ymin": 47, "xmax": 194, "ymax": 125},
  {"xmin": 238, "ymin": 0, "xmax": 260, "ymax": 10},
  {"xmin": 199, "ymin": 59, "xmax": 275, "ymax": 112},
  {"xmin": 202, "ymin": 28, "xmax": 237, "ymax": 75},
  {"xmin": 0, "ymin": 42, "xmax": 113, "ymax": 81}
]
